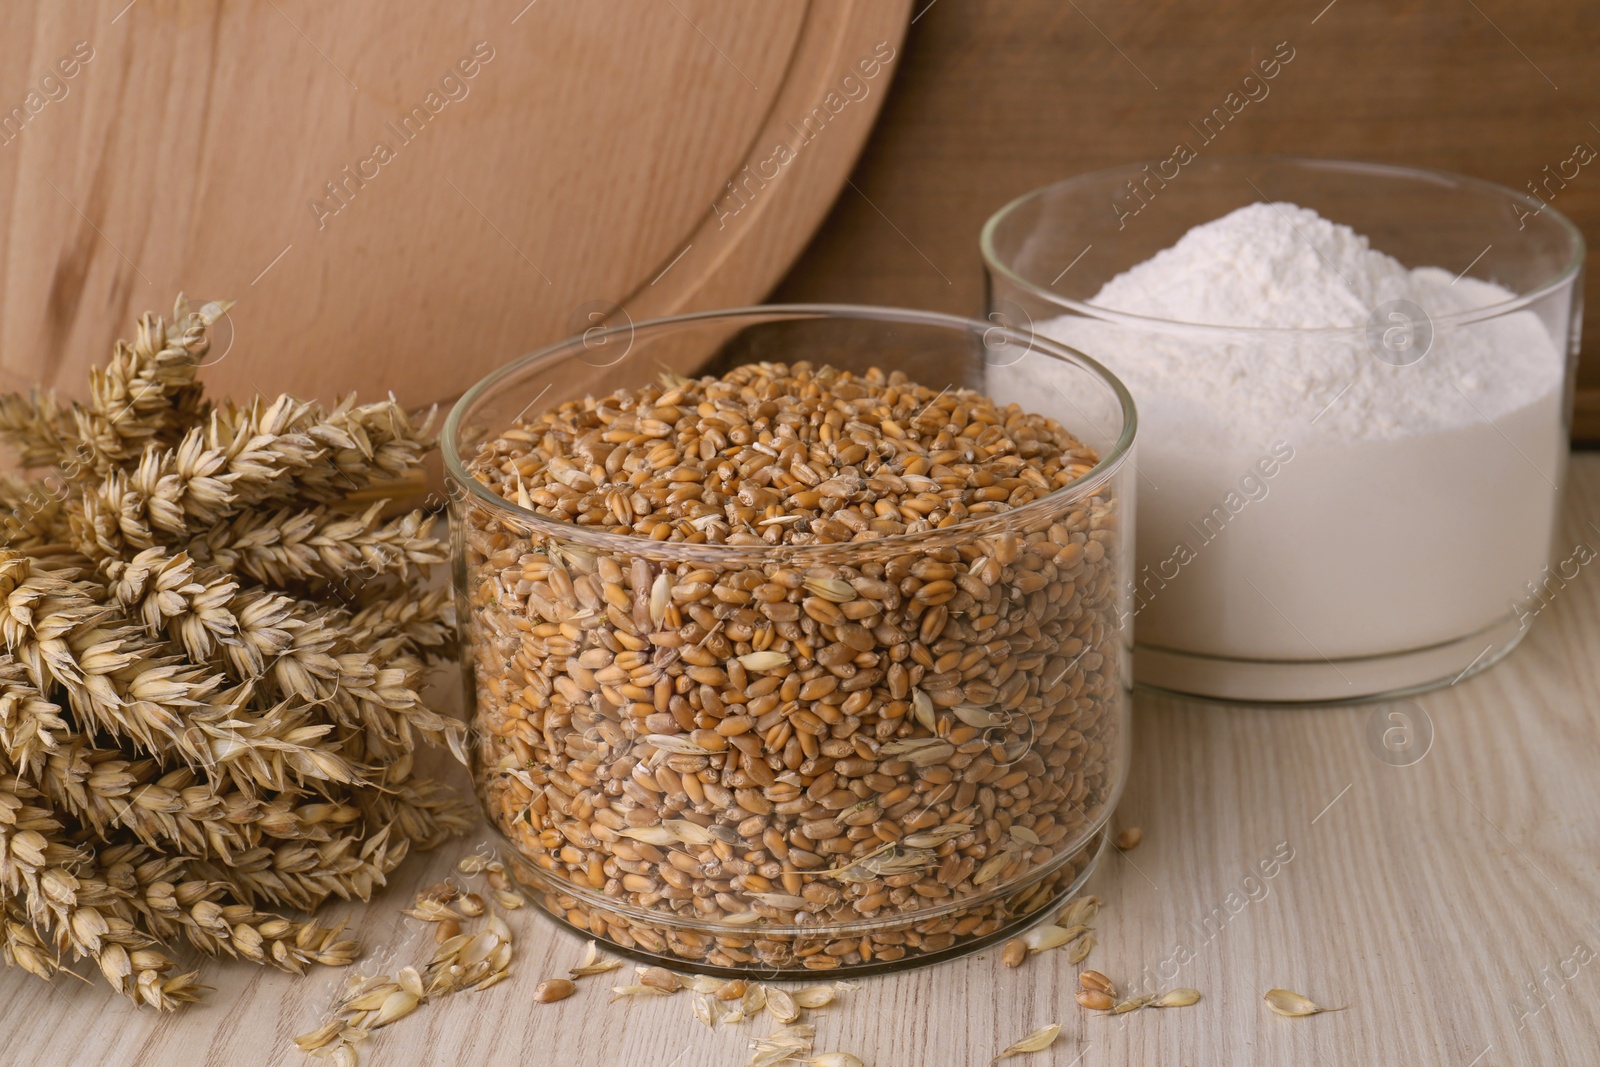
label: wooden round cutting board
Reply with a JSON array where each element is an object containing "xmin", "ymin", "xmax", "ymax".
[{"xmin": 0, "ymin": 0, "xmax": 910, "ymax": 407}]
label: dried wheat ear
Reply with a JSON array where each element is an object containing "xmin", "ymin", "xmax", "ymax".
[{"xmin": 0, "ymin": 296, "xmax": 471, "ymax": 1010}]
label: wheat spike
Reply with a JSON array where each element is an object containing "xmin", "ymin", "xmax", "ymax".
[{"xmin": 0, "ymin": 298, "xmax": 465, "ymax": 1009}]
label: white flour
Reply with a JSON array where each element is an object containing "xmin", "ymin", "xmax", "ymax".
[{"xmin": 991, "ymin": 202, "xmax": 1566, "ymax": 682}]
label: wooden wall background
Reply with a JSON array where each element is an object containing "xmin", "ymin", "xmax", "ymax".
[{"xmin": 776, "ymin": 0, "xmax": 1600, "ymax": 442}]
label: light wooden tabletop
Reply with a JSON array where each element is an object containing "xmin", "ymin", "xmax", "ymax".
[{"xmin": 5, "ymin": 458, "xmax": 1597, "ymax": 1067}]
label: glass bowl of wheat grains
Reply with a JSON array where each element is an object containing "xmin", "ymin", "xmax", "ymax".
[{"xmin": 443, "ymin": 304, "xmax": 1136, "ymax": 977}]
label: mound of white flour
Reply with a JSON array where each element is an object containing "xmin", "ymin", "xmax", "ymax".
[
  {"xmin": 1042, "ymin": 202, "xmax": 1560, "ymax": 446},
  {"xmin": 990, "ymin": 202, "xmax": 1567, "ymax": 687}
]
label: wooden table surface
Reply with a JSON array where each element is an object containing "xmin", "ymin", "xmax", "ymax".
[{"xmin": 4, "ymin": 460, "xmax": 1597, "ymax": 1067}]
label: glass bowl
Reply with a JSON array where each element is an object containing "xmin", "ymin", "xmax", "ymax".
[
  {"xmin": 983, "ymin": 157, "xmax": 1584, "ymax": 703},
  {"xmin": 443, "ymin": 305, "xmax": 1136, "ymax": 976}
]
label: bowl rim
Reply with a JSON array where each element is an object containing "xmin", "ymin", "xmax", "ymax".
[
  {"xmin": 979, "ymin": 154, "xmax": 1588, "ymax": 335},
  {"xmin": 442, "ymin": 303, "xmax": 1137, "ymax": 560}
]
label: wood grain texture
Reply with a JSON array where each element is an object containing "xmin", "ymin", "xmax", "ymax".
[
  {"xmin": 0, "ymin": 0, "xmax": 909, "ymax": 407},
  {"xmin": 774, "ymin": 0, "xmax": 1600, "ymax": 440},
  {"xmin": 2, "ymin": 461, "xmax": 1596, "ymax": 1065}
]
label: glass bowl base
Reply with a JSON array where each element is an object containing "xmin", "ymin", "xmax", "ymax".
[
  {"xmin": 501, "ymin": 832, "xmax": 1109, "ymax": 980},
  {"xmin": 1133, "ymin": 613, "xmax": 1528, "ymax": 705}
]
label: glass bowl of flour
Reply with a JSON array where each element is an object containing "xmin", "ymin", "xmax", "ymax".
[{"xmin": 982, "ymin": 157, "xmax": 1584, "ymax": 702}]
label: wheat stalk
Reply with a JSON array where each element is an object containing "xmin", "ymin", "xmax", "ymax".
[{"xmin": 0, "ymin": 298, "xmax": 464, "ymax": 1009}]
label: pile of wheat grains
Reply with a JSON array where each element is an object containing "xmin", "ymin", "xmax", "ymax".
[{"xmin": 460, "ymin": 361, "xmax": 1126, "ymax": 972}]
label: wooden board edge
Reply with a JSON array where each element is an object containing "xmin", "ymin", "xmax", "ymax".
[{"xmin": 622, "ymin": 0, "xmax": 914, "ymax": 321}]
